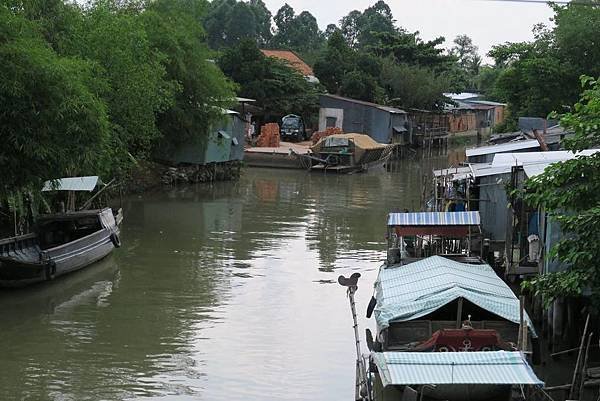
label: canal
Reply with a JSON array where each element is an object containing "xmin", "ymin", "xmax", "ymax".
[{"xmin": 0, "ymin": 152, "xmax": 454, "ymax": 401}]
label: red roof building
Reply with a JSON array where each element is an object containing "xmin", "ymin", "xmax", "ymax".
[{"xmin": 259, "ymin": 49, "xmax": 315, "ymax": 77}]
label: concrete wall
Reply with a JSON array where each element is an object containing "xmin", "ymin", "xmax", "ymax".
[{"xmin": 318, "ymin": 107, "xmax": 344, "ymax": 131}]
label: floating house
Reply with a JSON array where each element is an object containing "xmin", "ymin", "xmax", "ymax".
[
  {"xmin": 155, "ymin": 110, "xmax": 245, "ymax": 165},
  {"xmin": 318, "ymin": 94, "xmax": 409, "ymax": 144}
]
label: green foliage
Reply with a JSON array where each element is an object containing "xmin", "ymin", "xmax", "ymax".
[
  {"xmin": 489, "ymin": 2, "xmax": 600, "ymax": 124},
  {"xmin": 1, "ymin": 0, "xmax": 234, "ymax": 216},
  {"xmin": 521, "ymin": 76, "xmax": 600, "ymax": 306},
  {"xmin": 204, "ymin": 0, "xmax": 272, "ymax": 48},
  {"xmin": 219, "ymin": 39, "xmax": 319, "ymax": 120},
  {"xmin": 0, "ymin": 5, "xmax": 110, "ymax": 194},
  {"xmin": 315, "ymin": 2, "xmax": 460, "ymax": 106},
  {"xmin": 142, "ymin": 0, "xmax": 235, "ymax": 148},
  {"xmin": 340, "ymin": 71, "xmax": 380, "ymax": 103},
  {"xmin": 379, "ymin": 59, "xmax": 453, "ymax": 110},
  {"xmin": 271, "ymin": 5, "xmax": 323, "ymax": 52},
  {"xmin": 62, "ymin": 1, "xmax": 174, "ymax": 172}
]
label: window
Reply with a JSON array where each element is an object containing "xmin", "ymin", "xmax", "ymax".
[{"xmin": 326, "ymin": 116, "xmax": 337, "ymax": 128}]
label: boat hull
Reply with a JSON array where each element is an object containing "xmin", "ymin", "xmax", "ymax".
[
  {"xmin": 0, "ymin": 227, "xmax": 117, "ymax": 288},
  {"xmin": 0, "ymin": 207, "xmax": 121, "ymax": 288},
  {"xmin": 372, "ymin": 372, "xmax": 511, "ymax": 401}
]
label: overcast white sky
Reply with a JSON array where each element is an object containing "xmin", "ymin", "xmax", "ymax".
[{"xmin": 262, "ymin": 0, "xmax": 556, "ymax": 63}]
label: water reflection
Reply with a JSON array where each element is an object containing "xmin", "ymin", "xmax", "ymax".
[{"xmin": 0, "ymin": 150, "xmax": 453, "ymax": 401}]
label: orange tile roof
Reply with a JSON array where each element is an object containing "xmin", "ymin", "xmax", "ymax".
[{"xmin": 260, "ymin": 49, "xmax": 314, "ymax": 76}]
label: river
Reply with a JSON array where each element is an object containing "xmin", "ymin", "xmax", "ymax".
[{"xmin": 0, "ymin": 151, "xmax": 458, "ymax": 401}]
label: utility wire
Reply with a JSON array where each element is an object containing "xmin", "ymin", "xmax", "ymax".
[{"xmin": 479, "ymin": 0, "xmax": 599, "ymax": 5}]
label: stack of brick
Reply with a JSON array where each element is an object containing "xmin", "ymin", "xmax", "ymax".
[
  {"xmin": 310, "ymin": 127, "xmax": 343, "ymax": 145},
  {"xmin": 256, "ymin": 123, "xmax": 280, "ymax": 147}
]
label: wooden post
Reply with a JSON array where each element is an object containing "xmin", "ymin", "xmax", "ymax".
[
  {"xmin": 577, "ymin": 332, "xmax": 594, "ymax": 399},
  {"xmin": 569, "ymin": 313, "xmax": 590, "ymax": 400},
  {"xmin": 518, "ymin": 296, "xmax": 525, "ymax": 350},
  {"xmin": 456, "ymin": 297, "xmax": 464, "ymax": 329}
]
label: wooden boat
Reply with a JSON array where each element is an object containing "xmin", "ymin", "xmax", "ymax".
[
  {"xmin": 0, "ymin": 176, "xmax": 123, "ymax": 288},
  {"xmin": 0, "ymin": 208, "xmax": 122, "ymax": 287},
  {"xmin": 360, "ymin": 255, "xmax": 542, "ymax": 401},
  {"xmin": 295, "ymin": 133, "xmax": 396, "ymax": 174},
  {"xmin": 338, "ymin": 211, "xmax": 543, "ymax": 401}
]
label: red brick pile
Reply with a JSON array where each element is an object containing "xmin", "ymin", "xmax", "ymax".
[
  {"xmin": 310, "ymin": 127, "xmax": 343, "ymax": 144},
  {"xmin": 256, "ymin": 123, "xmax": 280, "ymax": 147}
]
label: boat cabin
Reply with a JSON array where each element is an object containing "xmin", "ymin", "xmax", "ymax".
[{"xmin": 386, "ymin": 211, "xmax": 482, "ymax": 265}]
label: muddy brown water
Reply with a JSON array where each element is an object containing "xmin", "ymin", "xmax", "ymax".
[{"xmin": 0, "ymin": 148, "xmax": 571, "ymax": 401}]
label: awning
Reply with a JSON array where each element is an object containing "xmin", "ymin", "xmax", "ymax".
[
  {"xmin": 387, "ymin": 212, "xmax": 480, "ymax": 226},
  {"xmin": 42, "ymin": 176, "xmax": 100, "ymax": 192},
  {"xmin": 393, "ymin": 125, "xmax": 407, "ymax": 132},
  {"xmin": 372, "ymin": 351, "xmax": 543, "ymax": 386},
  {"xmin": 374, "ymin": 256, "xmax": 535, "ymax": 332}
]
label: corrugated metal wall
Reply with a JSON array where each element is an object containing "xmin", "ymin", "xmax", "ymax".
[
  {"xmin": 478, "ymin": 174, "xmax": 511, "ymax": 240},
  {"xmin": 319, "ymin": 96, "xmax": 407, "ymax": 143}
]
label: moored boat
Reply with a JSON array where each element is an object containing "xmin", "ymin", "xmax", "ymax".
[
  {"xmin": 365, "ymin": 255, "xmax": 542, "ymax": 400},
  {"xmin": 0, "ymin": 176, "xmax": 123, "ymax": 288},
  {"xmin": 338, "ymin": 210, "xmax": 543, "ymax": 401},
  {"xmin": 296, "ymin": 133, "xmax": 396, "ymax": 173}
]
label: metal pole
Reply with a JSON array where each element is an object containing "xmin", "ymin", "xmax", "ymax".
[{"xmin": 339, "ymin": 273, "xmax": 371, "ymax": 401}]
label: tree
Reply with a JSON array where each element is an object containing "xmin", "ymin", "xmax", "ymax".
[
  {"xmin": 340, "ymin": 71, "xmax": 379, "ymax": 103},
  {"xmin": 521, "ymin": 76, "xmax": 600, "ymax": 306},
  {"xmin": 313, "ymin": 30, "xmax": 353, "ymax": 94},
  {"xmin": 324, "ymin": 23, "xmax": 339, "ymax": 40},
  {"xmin": 340, "ymin": 10, "xmax": 361, "ymax": 47},
  {"xmin": 203, "ymin": 0, "xmax": 235, "ymax": 49},
  {"xmin": 249, "ymin": 0, "xmax": 272, "ymax": 45},
  {"xmin": 143, "ymin": 0, "xmax": 236, "ymax": 148},
  {"xmin": 272, "ymin": 3, "xmax": 295, "ymax": 45},
  {"xmin": 489, "ymin": 1, "xmax": 600, "ymax": 127},
  {"xmin": 379, "ymin": 58, "xmax": 453, "ymax": 110},
  {"xmin": 271, "ymin": 5, "xmax": 323, "ymax": 52},
  {"xmin": 225, "ymin": 1, "xmax": 257, "ymax": 45},
  {"xmin": 356, "ymin": 0, "xmax": 396, "ymax": 48},
  {"xmin": 219, "ymin": 39, "xmax": 319, "ymax": 120},
  {"xmin": 62, "ymin": 1, "xmax": 173, "ymax": 172},
  {"xmin": 0, "ymin": 6, "xmax": 110, "ymax": 194}
]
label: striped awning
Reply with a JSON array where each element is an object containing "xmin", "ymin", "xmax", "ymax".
[
  {"xmin": 372, "ymin": 351, "xmax": 543, "ymax": 386},
  {"xmin": 374, "ymin": 256, "xmax": 535, "ymax": 332},
  {"xmin": 387, "ymin": 211, "xmax": 480, "ymax": 226}
]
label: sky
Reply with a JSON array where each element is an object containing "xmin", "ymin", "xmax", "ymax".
[{"xmin": 262, "ymin": 0, "xmax": 557, "ymax": 63}]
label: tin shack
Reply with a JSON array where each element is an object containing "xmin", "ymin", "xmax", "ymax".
[
  {"xmin": 155, "ymin": 110, "xmax": 245, "ymax": 165},
  {"xmin": 318, "ymin": 94, "xmax": 408, "ymax": 144}
]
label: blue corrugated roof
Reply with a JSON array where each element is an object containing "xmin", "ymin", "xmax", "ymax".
[
  {"xmin": 372, "ymin": 351, "xmax": 543, "ymax": 386},
  {"xmin": 374, "ymin": 256, "xmax": 535, "ymax": 332},
  {"xmin": 387, "ymin": 212, "xmax": 480, "ymax": 226}
]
